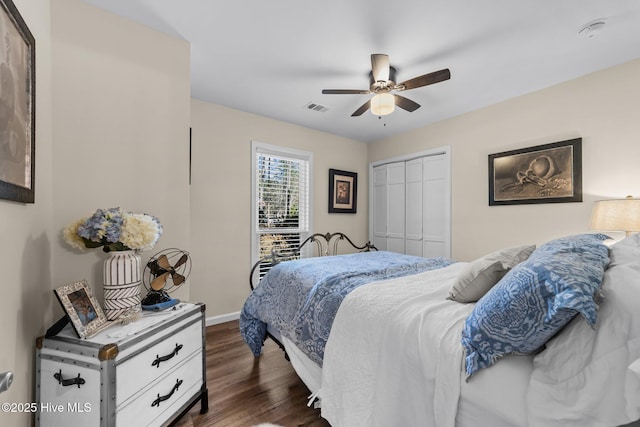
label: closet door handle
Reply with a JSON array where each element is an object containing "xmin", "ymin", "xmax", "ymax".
[
  {"xmin": 53, "ymin": 370, "xmax": 85, "ymax": 388},
  {"xmin": 152, "ymin": 343, "xmax": 183, "ymax": 368}
]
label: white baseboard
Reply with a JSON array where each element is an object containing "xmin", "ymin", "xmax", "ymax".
[{"xmin": 206, "ymin": 311, "xmax": 240, "ymax": 326}]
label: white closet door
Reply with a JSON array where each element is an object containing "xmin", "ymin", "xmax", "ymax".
[
  {"xmin": 372, "ymin": 166, "xmax": 388, "ymax": 251},
  {"xmin": 423, "ymin": 154, "xmax": 449, "ymax": 257},
  {"xmin": 370, "ymin": 148, "xmax": 450, "ymax": 259},
  {"xmin": 405, "ymin": 158, "xmax": 423, "ymax": 256},
  {"xmin": 386, "ymin": 162, "xmax": 406, "ymax": 253}
]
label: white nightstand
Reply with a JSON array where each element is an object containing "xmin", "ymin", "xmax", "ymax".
[{"xmin": 35, "ymin": 302, "xmax": 208, "ymax": 426}]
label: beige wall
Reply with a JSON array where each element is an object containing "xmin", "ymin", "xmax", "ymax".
[
  {"xmin": 3, "ymin": 2, "xmax": 190, "ymax": 425},
  {"xmin": 1, "ymin": 1, "xmax": 52, "ymax": 425},
  {"xmin": 2, "ymin": 0, "xmax": 190, "ymax": 423},
  {"xmin": 189, "ymin": 99, "xmax": 369, "ymax": 319},
  {"xmin": 51, "ymin": 0, "xmax": 191, "ymax": 303},
  {"xmin": 369, "ymin": 58, "xmax": 640, "ymax": 261},
  {"xmin": 1, "ymin": 1, "xmax": 190, "ymax": 421}
]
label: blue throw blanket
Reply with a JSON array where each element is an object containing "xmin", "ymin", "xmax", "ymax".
[{"xmin": 240, "ymin": 251, "xmax": 454, "ymax": 365}]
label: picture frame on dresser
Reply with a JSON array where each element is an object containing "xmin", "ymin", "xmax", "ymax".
[
  {"xmin": 54, "ymin": 279, "xmax": 108, "ymax": 339},
  {"xmin": 488, "ymin": 138, "xmax": 582, "ymax": 206},
  {"xmin": 0, "ymin": 0, "xmax": 36, "ymax": 204},
  {"xmin": 329, "ymin": 168, "xmax": 357, "ymax": 213}
]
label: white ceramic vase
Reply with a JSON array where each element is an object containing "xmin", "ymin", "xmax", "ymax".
[{"xmin": 103, "ymin": 250, "xmax": 142, "ymax": 321}]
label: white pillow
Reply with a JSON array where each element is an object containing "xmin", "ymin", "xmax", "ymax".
[
  {"xmin": 609, "ymin": 233, "xmax": 640, "ymax": 267},
  {"xmin": 447, "ymin": 245, "xmax": 535, "ymax": 303}
]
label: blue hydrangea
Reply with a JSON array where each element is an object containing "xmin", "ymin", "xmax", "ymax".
[{"xmin": 77, "ymin": 207, "xmax": 124, "ymax": 243}]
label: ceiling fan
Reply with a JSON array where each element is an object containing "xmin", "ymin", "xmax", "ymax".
[{"xmin": 321, "ymin": 54, "xmax": 450, "ymax": 117}]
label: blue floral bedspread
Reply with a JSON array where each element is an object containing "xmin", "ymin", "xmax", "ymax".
[{"xmin": 240, "ymin": 251, "xmax": 454, "ymax": 365}]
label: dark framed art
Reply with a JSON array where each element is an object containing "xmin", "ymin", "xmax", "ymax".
[
  {"xmin": 0, "ymin": 0, "xmax": 36, "ymax": 203},
  {"xmin": 54, "ymin": 280, "xmax": 108, "ymax": 339},
  {"xmin": 329, "ymin": 168, "xmax": 357, "ymax": 213},
  {"xmin": 489, "ymin": 138, "xmax": 582, "ymax": 206}
]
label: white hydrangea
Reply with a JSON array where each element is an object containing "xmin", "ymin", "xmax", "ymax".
[{"xmin": 120, "ymin": 213, "xmax": 162, "ymax": 251}]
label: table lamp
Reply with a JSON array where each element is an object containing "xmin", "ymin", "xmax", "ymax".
[{"xmin": 589, "ymin": 195, "xmax": 640, "ymax": 236}]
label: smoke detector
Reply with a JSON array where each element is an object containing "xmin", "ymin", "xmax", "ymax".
[{"xmin": 578, "ymin": 18, "xmax": 607, "ymax": 38}]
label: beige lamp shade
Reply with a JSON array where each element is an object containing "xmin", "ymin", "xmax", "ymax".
[
  {"xmin": 589, "ymin": 195, "xmax": 640, "ymax": 236},
  {"xmin": 370, "ymin": 93, "xmax": 395, "ymax": 116}
]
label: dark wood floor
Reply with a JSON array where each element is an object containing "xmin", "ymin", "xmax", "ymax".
[{"xmin": 175, "ymin": 320, "xmax": 331, "ymax": 427}]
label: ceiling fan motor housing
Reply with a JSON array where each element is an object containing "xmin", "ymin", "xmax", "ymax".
[{"xmin": 369, "ymin": 66, "xmax": 397, "ymax": 93}]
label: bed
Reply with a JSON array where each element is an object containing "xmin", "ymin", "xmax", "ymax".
[{"xmin": 240, "ymin": 232, "xmax": 640, "ymax": 427}]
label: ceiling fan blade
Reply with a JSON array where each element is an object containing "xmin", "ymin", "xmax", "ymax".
[
  {"xmin": 397, "ymin": 68, "xmax": 451, "ymax": 91},
  {"xmin": 371, "ymin": 54, "xmax": 390, "ymax": 82},
  {"xmin": 151, "ymin": 272, "xmax": 170, "ymax": 290},
  {"xmin": 351, "ymin": 99, "xmax": 371, "ymax": 117},
  {"xmin": 322, "ymin": 89, "xmax": 370, "ymax": 95},
  {"xmin": 394, "ymin": 94, "xmax": 421, "ymax": 112}
]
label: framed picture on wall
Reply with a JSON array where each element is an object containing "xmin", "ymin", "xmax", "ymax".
[
  {"xmin": 0, "ymin": 0, "xmax": 36, "ymax": 203},
  {"xmin": 329, "ymin": 169, "xmax": 357, "ymax": 213},
  {"xmin": 488, "ymin": 138, "xmax": 582, "ymax": 206}
]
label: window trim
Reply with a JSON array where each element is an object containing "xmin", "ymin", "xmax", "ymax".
[{"xmin": 250, "ymin": 141, "xmax": 314, "ymax": 270}]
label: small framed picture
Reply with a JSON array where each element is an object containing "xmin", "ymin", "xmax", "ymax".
[
  {"xmin": 54, "ymin": 280, "xmax": 108, "ymax": 339},
  {"xmin": 329, "ymin": 169, "xmax": 357, "ymax": 213}
]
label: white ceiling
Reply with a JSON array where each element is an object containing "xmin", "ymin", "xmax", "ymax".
[{"xmin": 79, "ymin": 0, "xmax": 640, "ymax": 143}]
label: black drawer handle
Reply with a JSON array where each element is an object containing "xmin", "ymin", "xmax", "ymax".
[
  {"xmin": 152, "ymin": 343, "xmax": 183, "ymax": 368},
  {"xmin": 53, "ymin": 370, "xmax": 85, "ymax": 388},
  {"xmin": 151, "ymin": 379, "xmax": 183, "ymax": 407}
]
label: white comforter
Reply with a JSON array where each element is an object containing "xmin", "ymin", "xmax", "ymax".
[
  {"xmin": 320, "ymin": 263, "xmax": 473, "ymax": 427},
  {"xmin": 526, "ymin": 257, "xmax": 640, "ymax": 427},
  {"xmin": 319, "ymin": 236, "xmax": 640, "ymax": 427}
]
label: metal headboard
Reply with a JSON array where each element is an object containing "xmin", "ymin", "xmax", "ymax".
[{"xmin": 249, "ymin": 232, "xmax": 377, "ymax": 290}]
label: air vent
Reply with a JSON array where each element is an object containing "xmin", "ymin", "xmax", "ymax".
[{"xmin": 304, "ymin": 102, "xmax": 329, "ymax": 113}]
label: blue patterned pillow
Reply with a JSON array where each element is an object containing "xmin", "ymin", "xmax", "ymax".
[{"xmin": 462, "ymin": 233, "xmax": 610, "ymax": 377}]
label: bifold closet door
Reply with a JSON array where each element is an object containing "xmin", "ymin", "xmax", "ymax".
[
  {"xmin": 372, "ymin": 162, "xmax": 405, "ymax": 253},
  {"xmin": 422, "ymin": 154, "xmax": 448, "ymax": 257},
  {"xmin": 386, "ymin": 162, "xmax": 406, "ymax": 253},
  {"xmin": 372, "ymin": 152, "xmax": 449, "ymax": 258},
  {"xmin": 405, "ymin": 158, "xmax": 424, "ymax": 256},
  {"xmin": 372, "ymin": 166, "xmax": 388, "ymax": 251}
]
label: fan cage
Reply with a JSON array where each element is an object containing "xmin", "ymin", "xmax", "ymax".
[{"xmin": 142, "ymin": 248, "xmax": 192, "ymax": 294}]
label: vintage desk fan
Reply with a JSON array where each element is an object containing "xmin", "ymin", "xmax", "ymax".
[{"xmin": 141, "ymin": 248, "xmax": 191, "ymax": 311}]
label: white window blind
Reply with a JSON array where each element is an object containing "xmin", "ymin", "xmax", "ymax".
[{"xmin": 251, "ymin": 142, "xmax": 312, "ymax": 280}]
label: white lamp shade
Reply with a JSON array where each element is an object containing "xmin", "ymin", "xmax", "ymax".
[
  {"xmin": 590, "ymin": 196, "xmax": 640, "ymax": 235},
  {"xmin": 370, "ymin": 93, "xmax": 395, "ymax": 116}
]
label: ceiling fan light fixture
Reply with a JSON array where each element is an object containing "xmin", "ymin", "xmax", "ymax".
[{"xmin": 371, "ymin": 93, "xmax": 395, "ymax": 116}]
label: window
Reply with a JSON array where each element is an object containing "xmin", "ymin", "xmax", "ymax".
[{"xmin": 251, "ymin": 142, "xmax": 312, "ymax": 279}]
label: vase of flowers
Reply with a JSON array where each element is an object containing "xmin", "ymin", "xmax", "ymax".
[{"xmin": 63, "ymin": 207, "xmax": 163, "ymax": 321}]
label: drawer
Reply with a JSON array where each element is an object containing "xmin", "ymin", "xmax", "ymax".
[
  {"xmin": 117, "ymin": 319, "xmax": 202, "ymax": 405},
  {"xmin": 37, "ymin": 357, "xmax": 101, "ymax": 426},
  {"xmin": 117, "ymin": 350, "xmax": 203, "ymax": 426}
]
